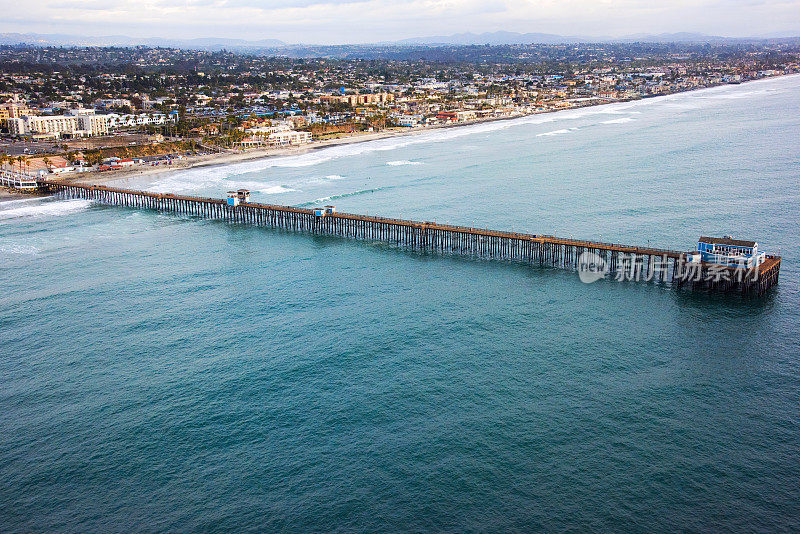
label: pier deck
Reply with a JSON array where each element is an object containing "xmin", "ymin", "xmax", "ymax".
[{"xmin": 40, "ymin": 180, "xmax": 781, "ymax": 296}]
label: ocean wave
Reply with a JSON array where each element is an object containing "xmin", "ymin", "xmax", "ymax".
[
  {"xmin": 0, "ymin": 196, "xmax": 50, "ymax": 206},
  {"xmin": 261, "ymin": 185, "xmax": 298, "ymax": 194},
  {"xmin": 0, "ymin": 199, "xmax": 93, "ymax": 220},
  {"xmin": 0, "ymin": 242, "xmax": 40, "ymax": 255},
  {"xmin": 147, "ymin": 173, "xmax": 297, "ymax": 195},
  {"xmin": 386, "ymin": 160, "xmax": 422, "ymax": 166},
  {"xmin": 295, "ymin": 186, "xmax": 391, "ymax": 207},
  {"xmin": 536, "ymin": 127, "xmax": 580, "ymax": 137},
  {"xmin": 601, "ymin": 117, "xmax": 636, "ymax": 125}
]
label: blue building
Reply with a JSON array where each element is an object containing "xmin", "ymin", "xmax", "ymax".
[{"xmin": 697, "ymin": 236, "xmax": 765, "ymax": 268}]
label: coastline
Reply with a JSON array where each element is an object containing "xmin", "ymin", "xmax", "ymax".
[
  {"xmin": 12, "ymin": 72, "xmax": 800, "ymax": 191},
  {"xmin": 60, "ymin": 112, "xmax": 530, "ymax": 187}
]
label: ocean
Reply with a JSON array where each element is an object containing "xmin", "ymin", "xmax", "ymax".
[{"xmin": 1, "ymin": 75, "xmax": 799, "ymax": 532}]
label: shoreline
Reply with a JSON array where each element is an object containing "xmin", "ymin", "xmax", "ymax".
[
  {"xmin": 10, "ymin": 72, "xmax": 800, "ymax": 191},
  {"xmin": 61, "ymin": 112, "xmax": 531, "ymax": 187}
]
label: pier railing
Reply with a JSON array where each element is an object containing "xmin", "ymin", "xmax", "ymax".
[{"xmin": 39, "ymin": 180, "xmax": 781, "ymax": 296}]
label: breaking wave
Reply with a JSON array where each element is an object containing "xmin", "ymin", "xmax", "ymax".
[
  {"xmin": 0, "ymin": 198, "xmax": 92, "ymax": 220},
  {"xmin": 295, "ymin": 186, "xmax": 392, "ymax": 207},
  {"xmin": 601, "ymin": 117, "xmax": 636, "ymax": 125},
  {"xmin": 147, "ymin": 173, "xmax": 297, "ymax": 195},
  {"xmin": 386, "ymin": 160, "xmax": 422, "ymax": 166},
  {"xmin": 0, "ymin": 242, "xmax": 40, "ymax": 255},
  {"xmin": 536, "ymin": 127, "xmax": 580, "ymax": 137}
]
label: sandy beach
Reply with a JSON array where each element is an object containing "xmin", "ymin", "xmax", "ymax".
[
  {"xmin": 0, "ymin": 188, "xmax": 40, "ymax": 202},
  {"xmin": 59, "ymin": 111, "xmax": 533, "ymax": 187}
]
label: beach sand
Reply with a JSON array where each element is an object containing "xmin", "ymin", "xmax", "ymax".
[
  {"xmin": 0, "ymin": 188, "xmax": 37, "ymax": 202},
  {"xmin": 57, "ymin": 113, "xmax": 530, "ymax": 187}
]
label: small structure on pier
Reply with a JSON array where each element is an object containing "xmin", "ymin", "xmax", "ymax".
[
  {"xmin": 1, "ymin": 169, "xmax": 38, "ymax": 191},
  {"xmin": 313, "ymin": 205, "xmax": 336, "ymax": 217},
  {"xmin": 226, "ymin": 189, "xmax": 251, "ymax": 206},
  {"xmin": 697, "ymin": 236, "xmax": 765, "ymax": 268}
]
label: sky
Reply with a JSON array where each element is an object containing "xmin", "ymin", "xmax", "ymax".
[{"xmin": 1, "ymin": 0, "xmax": 799, "ymax": 44}]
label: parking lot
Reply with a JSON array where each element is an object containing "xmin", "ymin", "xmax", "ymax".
[{"xmin": 0, "ymin": 138, "xmax": 62, "ymax": 156}]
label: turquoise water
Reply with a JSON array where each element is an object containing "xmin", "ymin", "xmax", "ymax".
[{"xmin": 1, "ymin": 76, "xmax": 799, "ymax": 532}]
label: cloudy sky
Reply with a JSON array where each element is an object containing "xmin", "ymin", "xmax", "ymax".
[{"xmin": 1, "ymin": 0, "xmax": 798, "ymax": 43}]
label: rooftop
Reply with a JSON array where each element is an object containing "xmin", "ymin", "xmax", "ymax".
[{"xmin": 699, "ymin": 236, "xmax": 756, "ymax": 247}]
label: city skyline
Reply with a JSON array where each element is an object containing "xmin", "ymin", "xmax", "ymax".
[{"xmin": 1, "ymin": 0, "xmax": 799, "ymax": 45}]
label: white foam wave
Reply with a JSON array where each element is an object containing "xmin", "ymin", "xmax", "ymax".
[
  {"xmin": 147, "ymin": 173, "xmax": 297, "ymax": 195},
  {"xmin": 0, "ymin": 199, "xmax": 92, "ymax": 220},
  {"xmin": 325, "ymin": 174, "xmax": 346, "ymax": 180},
  {"xmin": 536, "ymin": 127, "xmax": 580, "ymax": 137},
  {"xmin": 0, "ymin": 242, "xmax": 39, "ymax": 255},
  {"xmin": 296, "ymin": 186, "xmax": 390, "ymax": 207},
  {"xmin": 386, "ymin": 160, "xmax": 422, "ymax": 166},
  {"xmin": 601, "ymin": 117, "xmax": 636, "ymax": 125},
  {"xmin": 0, "ymin": 196, "xmax": 48, "ymax": 206},
  {"xmin": 261, "ymin": 185, "xmax": 297, "ymax": 195},
  {"xmin": 306, "ymin": 196, "xmax": 333, "ymax": 205}
]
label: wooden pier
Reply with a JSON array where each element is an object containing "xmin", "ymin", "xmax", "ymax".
[{"xmin": 40, "ymin": 180, "xmax": 781, "ymax": 296}]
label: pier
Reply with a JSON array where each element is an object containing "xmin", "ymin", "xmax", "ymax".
[
  {"xmin": 40, "ymin": 180, "xmax": 781, "ymax": 296},
  {"xmin": 1, "ymin": 169, "xmax": 39, "ymax": 191}
]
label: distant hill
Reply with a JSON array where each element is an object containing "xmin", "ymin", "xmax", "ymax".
[
  {"xmin": 1, "ymin": 31, "xmax": 797, "ymax": 51},
  {"xmin": 394, "ymin": 31, "xmax": 582, "ymax": 45},
  {"xmin": 390, "ymin": 31, "xmax": 784, "ymax": 45},
  {"xmin": 0, "ymin": 33, "xmax": 286, "ymax": 50}
]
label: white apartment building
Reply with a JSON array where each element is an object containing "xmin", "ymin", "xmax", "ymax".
[
  {"xmin": 268, "ymin": 130, "xmax": 312, "ymax": 146},
  {"xmin": 238, "ymin": 130, "xmax": 312, "ymax": 148},
  {"xmin": 392, "ymin": 114, "xmax": 421, "ymax": 127},
  {"xmin": 76, "ymin": 114, "xmax": 109, "ymax": 136},
  {"xmin": 10, "ymin": 114, "xmax": 80, "ymax": 137},
  {"xmin": 10, "ymin": 109, "xmax": 110, "ymax": 137}
]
